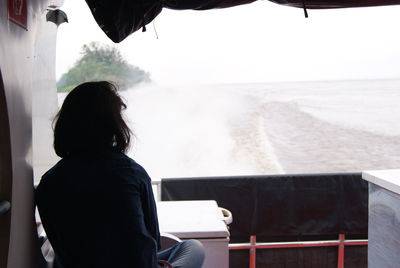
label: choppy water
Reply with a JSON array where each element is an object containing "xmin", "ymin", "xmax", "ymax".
[{"xmin": 58, "ymin": 79, "xmax": 400, "ymax": 179}]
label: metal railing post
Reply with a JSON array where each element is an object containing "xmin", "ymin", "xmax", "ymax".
[
  {"xmin": 338, "ymin": 234, "xmax": 345, "ymax": 268},
  {"xmin": 249, "ymin": 235, "xmax": 257, "ymax": 268}
]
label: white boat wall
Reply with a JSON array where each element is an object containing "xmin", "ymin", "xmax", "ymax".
[{"xmin": 0, "ymin": 1, "xmax": 62, "ymax": 267}]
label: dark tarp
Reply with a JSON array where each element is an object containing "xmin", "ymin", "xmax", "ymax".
[
  {"xmin": 84, "ymin": 0, "xmax": 256, "ymax": 43},
  {"xmin": 269, "ymin": 0, "xmax": 400, "ymax": 9},
  {"xmin": 85, "ymin": 0, "xmax": 400, "ymax": 43},
  {"xmin": 161, "ymin": 173, "xmax": 368, "ymax": 242},
  {"xmin": 85, "ymin": 0, "xmax": 163, "ymax": 43}
]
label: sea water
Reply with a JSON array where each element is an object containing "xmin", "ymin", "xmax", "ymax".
[{"xmin": 59, "ymin": 79, "xmax": 400, "ymax": 179}]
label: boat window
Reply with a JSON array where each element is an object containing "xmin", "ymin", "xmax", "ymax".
[{"xmin": 52, "ymin": 2, "xmax": 400, "ymax": 180}]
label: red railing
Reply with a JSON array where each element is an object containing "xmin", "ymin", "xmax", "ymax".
[{"xmin": 229, "ymin": 234, "xmax": 368, "ymax": 268}]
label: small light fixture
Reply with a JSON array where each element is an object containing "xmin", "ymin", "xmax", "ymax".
[{"xmin": 46, "ymin": 9, "xmax": 68, "ymax": 27}]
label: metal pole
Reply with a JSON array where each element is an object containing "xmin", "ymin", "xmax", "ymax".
[
  {"xmin": 337, "ymin": 234, "xmax": 345, "ymax": 268},
  {"xmin": 249, "ymin": 235, "xmax": 257, "ymax": 268}
]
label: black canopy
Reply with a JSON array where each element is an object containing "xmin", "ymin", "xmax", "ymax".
[{"xmin": 85, "ymin": 0, "xmax": 400, "ymax": 42}]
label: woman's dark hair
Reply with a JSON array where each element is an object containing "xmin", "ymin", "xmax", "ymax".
[{"xmin": 53, "ymin": 81, "xmax": 131, "ymax": 157}]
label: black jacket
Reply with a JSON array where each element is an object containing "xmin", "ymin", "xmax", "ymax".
[{"xmin": 36, "ymin": 151, "xmax": 160, "ymax": 268}]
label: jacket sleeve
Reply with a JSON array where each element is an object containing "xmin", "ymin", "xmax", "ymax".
[
  {"xmin": 109, "ymin": 166, "xmax": 159, "ymax": 268},
  {"xmin": 136, "ymin": 165, "xmax": 161, "ymax": 251}
]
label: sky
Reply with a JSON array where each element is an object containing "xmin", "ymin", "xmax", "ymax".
[{"xmin": 56, "ymin": 1, "xmax": 400, "ymax": 85}]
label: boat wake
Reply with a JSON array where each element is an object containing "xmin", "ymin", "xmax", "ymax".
[{"xmin": 55, "ymin": 80, "xmax": 400, "ymax": 179}]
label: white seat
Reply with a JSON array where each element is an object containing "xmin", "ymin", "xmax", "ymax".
[{"xmin": 160, "ymin": 232, "xmax": 182, "ymax": 251}]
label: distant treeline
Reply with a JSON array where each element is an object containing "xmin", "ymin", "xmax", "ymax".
[{"xmin": 57, "ymin": 42, "xmax": 151, "ymax": 92}]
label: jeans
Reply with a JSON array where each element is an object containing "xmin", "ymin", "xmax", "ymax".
[{"xmin": 157, "ymin": 240, "xmax": 205, "ymax": 268}]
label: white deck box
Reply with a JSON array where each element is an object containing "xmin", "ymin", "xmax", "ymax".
[{"xmin": 157, "ymin": 200, "xmax": 230, "ymax": 268}]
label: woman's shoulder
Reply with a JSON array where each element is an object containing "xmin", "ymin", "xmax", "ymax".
[
  {"xmin": 38, "ymin": 151, "xmax": 151, "ymax": 188},
  {"xmin": 104, "ymin": 152, "xmax": 152, "ymax": 185},
  {"xmin": 45, "ymin": 151, "xmax": 139, "ymax": 170},
  {"xmin": 105, "ymin": 151, "xmax": 142, "ymax": 169},
  {"xmin": 39, "ymin": 158, "xmax": 66, "ymax": 183}
]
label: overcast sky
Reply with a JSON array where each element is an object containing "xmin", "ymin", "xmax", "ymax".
[{"xmin": 56, "ymin": 1, "xmax": 400, "ymax": 85}]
